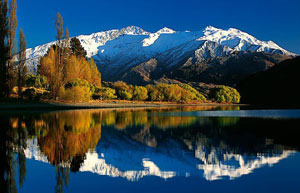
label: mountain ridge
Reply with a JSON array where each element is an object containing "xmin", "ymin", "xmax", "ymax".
[{"xmin": 25, "ymin": 26, "xmax": 296, "ymax": 85}]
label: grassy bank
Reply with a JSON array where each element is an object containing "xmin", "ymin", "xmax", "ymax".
[{"xmin": 0, "ymin": 98, "xmax": 240, "ymax": 110}]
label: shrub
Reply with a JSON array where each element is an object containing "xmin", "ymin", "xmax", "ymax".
[
  {"xmin": 212, "ymin": 86, "xmax": 240, "ymax": 103},
  {"xmin": 94, "ymin": 87, "xmax": 117, "ymax": 100},
  {"xmin": 146, "ymin": 85, "xmax": 164, "ymax": 101},
  {"xmin": 66, "ymin": 78, "xmax": 95, "ymax": 94},
  {"xmin": 179, "ymin": 83, "xmax": 206, "ymax": 101},
  {"xmin": 181, "ymin": 89, "xmax": 197, "ymax": 102},
  {"xmin": 113, "ymin": 81, "xmax": 133, "ymax": 100},
  {"xmin": 62, "ymin": 86, "xmax": 92, "ymax": 102},
  {"xmin": 133, "ymin": 86, "xmax": 148, "ymax": 101},
  {"xmin": 146, "ymin": 83, "xmax": 206, "ymax": 102},
  {"xmin": 119, "ymin": 90, "xmax": 132, "ymax": 100},
  {"xmin": 22, "ymin": 88, "xmax": 36, "ymax": 100},
  {"xmin": 26, "ymin": 74, "xmax": 48, "ymax": 88},
  {"xmin": 162, "ymin": 84, "xmax": 183, "ymax": 102},
  {"xmin": 62, "ymin": 79, "xmax": 94, "ymax": 102}
]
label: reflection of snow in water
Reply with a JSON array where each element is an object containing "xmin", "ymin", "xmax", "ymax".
[
  {"xmin": 24, "ymin": 139, "xmax": 295, "ymax": 181},
  {"xmin": 24, "ymin": 138, "xmax": 48, "ymax": 163},
  {"xmin": 80, "ymin": 153, "xmax": 176, "ymax": 181},
  {"xmin": 195, "ymin": 145, "xmax": 294, "ymax": 180}
]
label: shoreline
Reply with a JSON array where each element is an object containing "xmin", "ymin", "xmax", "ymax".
[{"xmin": 0, "ymin": 100, "xmax": 242, "ymax": 111}]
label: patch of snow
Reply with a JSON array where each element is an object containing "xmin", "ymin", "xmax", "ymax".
[{"xmin": 25, "ymin": 25, "xmax": 296, "ymax": 72}]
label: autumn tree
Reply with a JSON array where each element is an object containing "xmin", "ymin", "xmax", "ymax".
[
  {"xmin": 38, "ymin": 13, "xmax": 102, "ymax": 101},
  {"xmin": 7, "ymin": 0, "xmax": 17, "ymax": 94},
  {"xmin": 64, "ymin": 56, "xmax": 101, "ymax": 88},
  {"xmin": 53, "ymin": 13, "xmax": 66, "ymax": 99},
  {"xmin": 39, "ymin": 13, "xmax": 69, "ymax": 99},
  {"xmin": 16, "ymin": 29, "xmax": 27, "ymax": 98},
  {"xmin": 133, "ymin": 86, "xmax": 148, "ymax": 101},
  {"xmin": 113, "ymin": 81, "xmax": 133, "ymax": 100},
  {"xmin": 211, "ymin": 85, "xmax": 240, "ymax": 103},
  {"xmin": 89, "ymin": 58, "xmax": 101, "ymax": 87}
]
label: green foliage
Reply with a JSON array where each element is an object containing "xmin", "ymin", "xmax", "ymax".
[
  {"xmin": 70, "ymin": 37, "xmax": 87, "ymax": 58},
  {"xmin": 66, "ymin": 78, "xmax": 95, "ymax": 94},
  {"xmin": 212, "ymin": 85, "xmax": 241, "ymax": 103},
  {"xmin": 133, "ymin": 86, "xmax": 148, "ymax": 101},
  {"xmin": 60, "ymin": 86, "xmax": 92, "ymax": 102},
  {"xmin": 119, "ymin": 90, "xmax": 132, "ymax": 100},
  {"xmin": 179, "ymin": 83, "xmax": 206, "ymax": 101},
  {"xmin": 113, "ymin": 81, "xmax": 133, "ymax": 100},
  {"xmin": 181, "ymin": 89, "xmax": 197, "ymax": 102},
  {"xmin": 160, "ymin": 84, "xmax": 183, "ymax": 102},
  {"xmin": 61, "ymin": 79, "xmax": 95, "ymax": 102},
  {"xmin": 94, "ymin": 87, "xmax": 117, "ymax": 100},
  {"xmin": 146, "ymin": 85, "xmax": 164, "ymax": 101},
  {"xmin": 146, "ymin": 83, "xmax": 207, "ymax": 102},
  {"xmin": 102, "ymin": 81, "xmax": 207, "ymax": 102},
  {"xmin": 66, "ymin": 86, "xmax": 91, "ymax": 102},
  {"xmin": 26, "ymin": 74, "xmax": 48, "ymax": 89}
]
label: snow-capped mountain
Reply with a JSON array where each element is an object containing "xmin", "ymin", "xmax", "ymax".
[
  {"xmin": 25, "ymin": 26, "xmax": 295, "ymax": 85},
  {"xmin": 24, "ymin": 138, "xmax": 295, "ymax": 181}
]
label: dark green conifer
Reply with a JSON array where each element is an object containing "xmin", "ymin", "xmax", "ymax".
[{"xmin": 70, "ymin": 37, "xmax": 87, "ymax": 58}]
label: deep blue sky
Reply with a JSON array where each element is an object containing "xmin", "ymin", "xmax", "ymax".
[{"xmin": 18, "ymin": 0, "xmax": 300, "ymax": 54}]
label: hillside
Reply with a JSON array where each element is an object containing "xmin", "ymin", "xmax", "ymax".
[
  {"xmin": 25, "ymin": 26, "xmax": 295, "ymax": 86},
  {"xmin": 237, "ymin": 57, "xmax": 300, "ymax": 105}
]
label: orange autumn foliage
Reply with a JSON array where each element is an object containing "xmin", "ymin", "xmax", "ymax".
[{"xmin": 37, "ymin": 111, "xmax": 102, "ymax": 165}]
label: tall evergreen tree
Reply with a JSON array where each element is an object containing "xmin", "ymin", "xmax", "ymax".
[
  {"xmin": 17, "ymin": 29, "xmax": 27, "ymax": 98},
  {"xmin": 0, "ymin": 0, "xmax": 9, "ymax": 97},
  {"xmin": 70, "ymin": 37, "xmax": 87, "ymax": 58}
]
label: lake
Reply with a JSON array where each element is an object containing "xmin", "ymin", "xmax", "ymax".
[{"xmin": 1, "ymin": 106, "xmax": 300, "ymax": 193}]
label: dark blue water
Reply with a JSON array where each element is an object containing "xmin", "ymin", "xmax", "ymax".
[{"xmin": 1, "ymin": 106, "xmax": 300, "ymax": 193}]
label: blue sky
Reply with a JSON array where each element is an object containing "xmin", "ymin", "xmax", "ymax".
[{"xmin": 18, "ymin": 0, "xmax": 300, "ymax": 54}]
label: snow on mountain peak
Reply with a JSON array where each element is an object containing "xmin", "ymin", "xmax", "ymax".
[
  {"xmin": 199, "ymin": 26, "xmax": 293, "ymax": 55},
  {"xmin": 24, "ymin": 138, "xmax": 295, "ymax": 181},
  {"xmin": 142, "ymin": 27, "xmax": 177, "ymax": 47},
  {"xmin": 204, "ymin": 25, "xmax": 220, "ymax": 32},
  {"xmin": 25, "ymin": 25, "xmax": 295, "ymax": 72},
  {"xmin": 120, "ymin": 26, "xmax": 149, "ymax": 35},
  {"xmin": 156, "ymin": 27, "xmax": 176, "ymax": 34}
]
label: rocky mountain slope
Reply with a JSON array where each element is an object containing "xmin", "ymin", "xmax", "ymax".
[{"xmin": 25, "ymin": 26, "xmax": 296, "ymax": 85}]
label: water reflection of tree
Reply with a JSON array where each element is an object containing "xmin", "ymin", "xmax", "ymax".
[
  {"xmin": 1, "ymin": 111, "xmax": 102, "ymax": 193},
  {"xmin": 98, "ymin": 108, "xmax": 294, "ymax": 156},
  {"xmin": 34, "ymin": 111, "xmax": 102, "ymax": 193},
  {"xmin": 100, "ymin": 110, "xmax": 198, "ymax": 130},
  {"xmin": 3, "ymin": 107, "xmax": 297, "ymax": 192},
  {"xmin": 37, "ymin": 111, "xmax": 102, "ymax": 166},
  {"xmin": 0, "ymin": 115, "xmax": 27, "ymax": 193}
]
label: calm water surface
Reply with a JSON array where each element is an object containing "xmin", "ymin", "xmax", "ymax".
[{"xmin": 1, "ymin": 106, "xmax": 300, "ymax": 193}]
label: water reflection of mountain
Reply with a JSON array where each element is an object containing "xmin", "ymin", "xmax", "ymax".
[
  {"xmin": 22, "ymin": 108, "xmax": 299, "ymax": 181},
  {"xmin": 1, "ymin": 108, "xmax": 299, "ymax": 193},
  {"xmin": 81, "ymin": 125, "xmax": 295, "ymax": 181}
]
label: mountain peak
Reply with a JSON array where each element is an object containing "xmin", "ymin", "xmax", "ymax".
[
  {"xmin": 119, "ymin": 26, "xmax": 148, "ymax": 35},
  {"xmin": 25, "ymin": 25, "xmax": 295, "ymax": 73},
  {"xmin": 204, "ymin": 26, "xmax": 220, "ymax": 32},
  {"xmin": 156, "ymin": 27, "xmax": 176, "ymax": 34}
]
